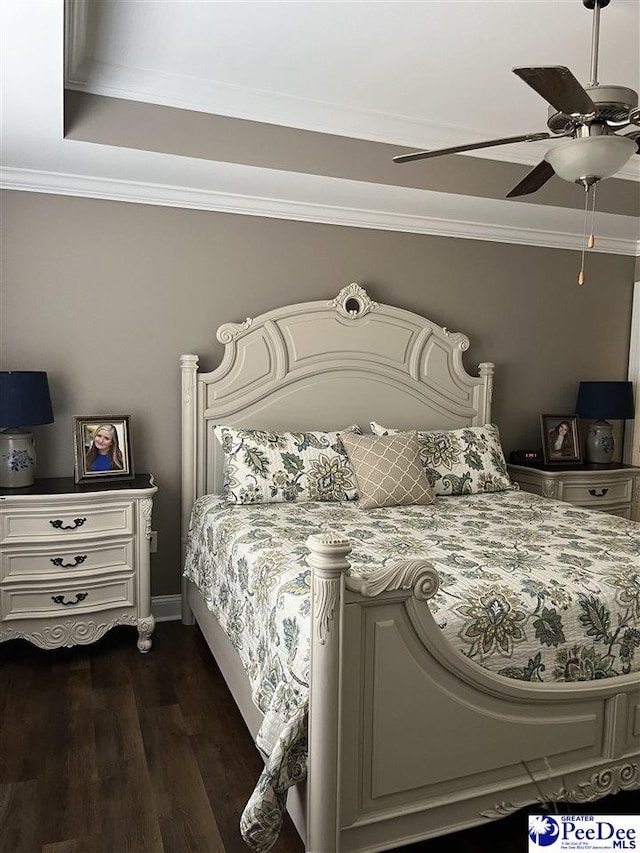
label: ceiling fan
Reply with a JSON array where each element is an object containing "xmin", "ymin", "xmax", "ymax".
[{"xmin": 393, "ymin": 0, "xmax": 640, "ymax": 199}]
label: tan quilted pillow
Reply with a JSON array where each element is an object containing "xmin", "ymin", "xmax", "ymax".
[{"xmin": 341, "ymin": 432, "xmax": 436, "ymax": 509}]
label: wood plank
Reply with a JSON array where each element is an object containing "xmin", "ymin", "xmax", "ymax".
[
  {"xmin": 88, "ymin": 627, "xmax": 136, "ymax": 690},
  {"xmin": 0, "ymin": 779, "xmax": 41, "ymax": 853},
  {"xmin": 91, "ymin": 636, "xmax": 165, "ymax": 852},
  {"xmin": 38, "ymin": 667, "xmax": 100, "ymax": 847},
  {"xmin": 92, "ymin": 681, "xmax": 147, "ymax": 779},
  {"xmin": 41, "ymin": 842, "xmax": 85, "ymax": 853},
  {"xmin": 0, "ymin": 647, "xmax": 50, "ymax": 783},
  {"xmin": 139, "ymin": 703, "xmax": 225, "ymax": 853},
  {"xmin": 96, "ymin": 761, "xmax": 164, "ymax": 853},
  {"xmin": 129, "ymin": 631, "xmax": 178, "ymax": 711}
]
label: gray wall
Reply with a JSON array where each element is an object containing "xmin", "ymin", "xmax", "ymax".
[
  {"xmin": 1, "ymin": 190, "xmax": 635, "ymax": 595},
  {"xmin": 65, "ymin": 92, "xmax": 640, "ymax": 217}
]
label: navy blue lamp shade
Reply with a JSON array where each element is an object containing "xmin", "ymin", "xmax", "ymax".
[
  {"xmin": 575, "ymin": 381, "xmax": 635, "ymax": 421},
  {"xmin": 575, "ymin": 380, "xmax": 634, "ymax": 464},
  {"xmin": 0, "ymin": 372, "xmax": 54, "ymax": 428},
  {"xmin": 0, "ymin": 372, "xmax": 54, "ymax": 487}
]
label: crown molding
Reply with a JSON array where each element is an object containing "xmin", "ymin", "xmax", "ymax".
[{"xmin": 3, "ymin": 166, "xmax": 638, "ymax": 256}]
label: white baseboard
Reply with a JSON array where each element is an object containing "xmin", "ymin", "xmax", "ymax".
[{"xmin": 151, "ymin": 594, "xmax": 182, "ymax": 622}]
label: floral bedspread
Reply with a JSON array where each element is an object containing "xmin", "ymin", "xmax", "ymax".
[{"xmin": 183, "ymin": 491, "xmax": 640, "ymax": 851}]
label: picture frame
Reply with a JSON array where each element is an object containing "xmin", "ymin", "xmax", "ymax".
[
  {"xmin": 540, "ymin": 414, "xmax": 582, "ymax": 465},
  {"xmin": 73, "ymin": 415, "xmax": 134, "ymax": 484}
]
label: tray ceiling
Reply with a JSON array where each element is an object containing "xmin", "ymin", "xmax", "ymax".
[
  {"xmin": 2, "ymin": 0, "xmax": 639, "ymax": 253},
  {"xmin": 70, "ymin": 0, "xmax": 640, "ymax": 167}
]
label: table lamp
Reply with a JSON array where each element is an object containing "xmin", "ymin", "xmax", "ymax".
[
  {"xmin": 575, "ymin": 380, "xmax": 635, "ymax": 464},
  {"xmin": 0, "ymin": 371, "xmax": 54, "ymax": 487}
]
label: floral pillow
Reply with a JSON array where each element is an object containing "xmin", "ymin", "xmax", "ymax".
[
  {"xmin": 214, "ymin": 425, "xmax": 360, "ymax": 504},
  {"xmin": 369, "ymin": 422, "xmax": 515, "ymax": 495}
]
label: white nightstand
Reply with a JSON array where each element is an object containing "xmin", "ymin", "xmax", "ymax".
[
  {"xmin": 0, "ymin": 474, "xmax": 158, "ymax": 652},
  {"xmin": 507, "ymin": 463, "xmax": 640, "ymax": 520}
]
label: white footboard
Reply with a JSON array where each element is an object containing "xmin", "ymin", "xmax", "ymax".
[{"xmin": 306, "ymin": 533, "xmax": 640, "ymax": 853}]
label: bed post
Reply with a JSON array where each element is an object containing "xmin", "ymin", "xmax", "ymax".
[
  {"xmin": 478, "ymin": 361, "xmax": 494, "ymax": 424},
  {"xmin": 306, "ymin": 532, "xmax": 352, "ymax": 853},
  {"xmin": 181, "ymin": 353, "xmax": 199, "ymax": 626}
]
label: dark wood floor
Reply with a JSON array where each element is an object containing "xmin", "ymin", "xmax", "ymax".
[{"xmin": 0, "ymin": 622, "xmax": 636, "ymax": 853}]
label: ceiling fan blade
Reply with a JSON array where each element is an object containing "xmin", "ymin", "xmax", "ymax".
[
  {"xmin": 513, "ymin": 66, "xmax": 596, "ymax": 115},
  {"xmin": 623, "ymin": 130, "xmax": 640, "ymax": 154},
  {"xmin": 506, "ymin": 160, "xmax": 556, "ymax": 198},
  {"xmin": 393, "ymin": 132, "xmax": 550, "ymax": 164},
  {"xmin": 620, "ymin": 130, "xmax": 640, "ymax": 154}
]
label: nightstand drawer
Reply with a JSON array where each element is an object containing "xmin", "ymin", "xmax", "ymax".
[
  {"xmin": 0, "ymin": 502, "xmax": 134, "ymax": 544},
  {"xmin": 561, "ymin": 478, "xmax": 632, "ymax": 506},
  {"xmin": 1, "ymin": 574, "xmax": 136, "ymax": 621},
  {"xmin": 1, "ymin": 539, "xmax": 135, "ymax": 582}
]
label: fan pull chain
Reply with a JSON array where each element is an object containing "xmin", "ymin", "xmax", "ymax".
[
  {"xmin": 588, "ymin": 182, "xmax": 597, "ymax": 249},
  {"xmin": 578, "ymin": 186, "xmax": 590, "ymax": 286},
  {"xmin": 577, "ymin": 182, "xmax": 600, "ymax": 285}
]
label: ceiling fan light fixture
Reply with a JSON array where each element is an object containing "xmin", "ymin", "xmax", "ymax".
[{"xmin": 545, "ymin": 134, "xmax": 636, "ymax": 183}]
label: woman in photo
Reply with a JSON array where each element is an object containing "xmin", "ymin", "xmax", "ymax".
[
  {"xmin": 548, "ymin": 420, "xmax": 574, "ymax": 458},
  {"xmin": 85, "ymin": 423, "xmax": 124, "ymax": 472}
]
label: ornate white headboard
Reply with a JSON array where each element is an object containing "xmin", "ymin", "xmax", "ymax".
[{"xmin": 181, "ymin": 283, "xmax": 494, "ymax": 531}]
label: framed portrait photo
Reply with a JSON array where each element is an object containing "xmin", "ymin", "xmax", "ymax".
[
  {"xmin": 73, "ymin": 415, "xmax": 134, "ymax": 484},
  {"xmin": 540, "ymin": 414, "xmax": 582, "ymax": 465}
]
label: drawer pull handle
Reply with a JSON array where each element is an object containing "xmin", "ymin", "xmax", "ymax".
[
  {"xmin": 50, "ymin": 555, "xmax": 87, "ymax": 569},
  {"xmin": 50, "ymin": 518, "xmax": 87, "ymax": 531},
  {"xmin": 51, "ymin": 592, "xmax": 88, "ymax": 607},
  {"xmin": 588, "ymin": 488, "xmax": 609, "ymax": 497}
]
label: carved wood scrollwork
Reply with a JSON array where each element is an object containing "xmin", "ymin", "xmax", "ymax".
[
  {"xmin": 182, "ymin": 371, "xmax": 194, "ymax": 406},
  {"xmin": 313, "ymin": 576, "xmax": 340, "ymax": 646},
  {"xmin": 345, "ymin": 560, "xmax": 439, "ymax": 601},
  {"xmin": 481, "ymin": 761, "xmax": 639, "ymax": 819},
  {"xmin": 216, "ymin": 318, "xmax": 252, "ymax": 344},
  {"xmin": 331, "ymin": 283, "xmax": 379, "ymax": 320},
  {"xmin": 542, "ymin": 479, "xmax": 557, "ymax": 499},
  {"xmin": 306, "ymin": 531, "xmax": 351, "ymax": 644},
  {"xmin": 140, "ymin": 498, "xmax": 153, "ymax": 539},
  {"xmin": 478, "ymin": 362, "xmax": 494, "ymax": 402},
  {"xmin": 556, "ymin": 762, "xmax": 639, "ymax": 803},
  {"xmin": 137, "ymin": 614, "xmax": 156, "ymax": 653},
  {"xmin": 180, "ymin": 354, "xmax": 198, "ymax": 406},
  {"xmin": 442, "ymin": 327, "xmax": 471, "ymax": 352},
  {"xmin": 0, "ymin": 614, "xmax": 138, "ymax": 650}
]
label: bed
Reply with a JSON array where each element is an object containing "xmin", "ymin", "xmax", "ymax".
[{"xmin": 180, "ymin": 283, "xmax": 640, "ymax": 853}]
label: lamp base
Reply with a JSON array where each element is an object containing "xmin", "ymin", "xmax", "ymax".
[
  {"xmin": 0, "ymin": 428, "xmax": 36, "ymax": 488},
  {"xmin": 584, "ymin": 419, "xmax": 615, "ymax": 464}
]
